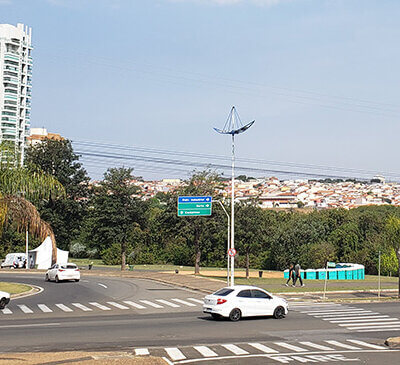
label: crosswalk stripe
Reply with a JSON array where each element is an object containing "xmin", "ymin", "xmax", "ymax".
[
  {"xmin": 89, "ymin": 302, "xmax": 111, "ymax": 311},
  {"xmin": 332, "ymin": 318, "xmax": 397, "ymax": 323},
  {"xmin": 172, "ymin": 298, "xmax": 196, "ymax": 307},
  {"xmin": 187, "ymin": 298, "xmax": 203, "ymax": 304},
  {"xmin": 325, "ymin": 340, "xmax": 360, "ymax": 350},
  {"xmin": 347, "ymin": 340, "xmax": 386, "ymax": 349},
  {"xmin": 38, "ymin": 304, "xmax": 52, "ymax": 313},
  {"xmin": 222, "ymin": 344, "xmax": 249, "ymax": 355},
  {"xmin": 156, "ymin": 299, "xmax": 180, "ymax": 308},
  {"xmin": 323, "ymin": 315, "xmax": 390, "ymax": 321},
  {"xmin": 72, "ymin": 303, "xmax": 92, "ymax": 312},
  {"xmin": 248, "ymin": 342, "xmax": 279, "ymax": 353},
  {"xmin": 304, "ymin": 309, "xmax": 366, "ymax": 314},
  {"xmin": 135, "ymin": 348, "xmax": 150, "ymax": 356},
  {"xmin": 107, "ymin": 302, "xmax": 129, "ymax": 310},
  {"xmin": 55, "ymin": 304, "xmax": 73, "ymax": 312},
  {"xmin": 357, "ymin": 328, "xmax": 400, "ymax": 332},
  {"xmin": 1, "ymin": 308, "xmax": 12, "ymax": 314},
  {"xmin": 193, "ymin": 346, "xmax": 218, "ymax": 357},
  {"xmin": 18, "ymin": 305, "xmax": 33, "ymax": 314},
  {"xmin": 299, "ymin": 342, "xmax": 334, "ymax": 351},
  {"xmin": 274, "ymin": 342, "xmax": 307, "ymax": 352},
  {"xmin": 165, "ymin": 347, "xmax": 186, "ymax": 360},
  {"xmin": 123, "ymin": 301, "xmax": 146, "ymax": 309},
  {"xmin": 140, "ymin": 300, "xmax": 163, "ymax": 308},
  {"xmin": 343, "ymin": 324, "xmax": 400, "ymax": 330},
  {"xmin": 314, "ymin": 312, "xmax": 378, "ymax": 318},
  {"xmin": 301, "ymin": 307, "xmax": 358, "ymax": 313}
]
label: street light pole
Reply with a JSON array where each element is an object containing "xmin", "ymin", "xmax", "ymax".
[
  {"xmin": 213, "ymin": 106, "xmax": 254, "ymax": 288},
  {"xmin": 215, "ymin": 200, "xmax": 230, "ymax": 286}
]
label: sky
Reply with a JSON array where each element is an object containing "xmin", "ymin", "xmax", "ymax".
[{"xmin": 1, "ymin": 0, "xmax": 400, "ymax": 180}]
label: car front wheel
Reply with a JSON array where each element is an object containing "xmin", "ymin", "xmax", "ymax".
[
  {"xmin": 0, "ymin": 298, "xmax": 6, "ymax": 310},
  {"xmin": 55, "ymin": 276, "xmax": 60, "ymax": 283},
  {"xmin": 45, "ymin": 274, "xmax": 49, "ymax": 282},
  {"xmin": 274, "ymin": 306, "xmax": 285, "ymax": 319},
  {"xmin": 229, "ymin": 308, "xmax": 242, "ymax": 322}
]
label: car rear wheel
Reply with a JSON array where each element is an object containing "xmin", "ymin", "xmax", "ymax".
[
  {"xmin": 274, "ymin": 306, "xmax": 285, "ymax": 319},
  {"xmin": 229, "ymin": 308, "xmax": 241, "ymax": 322},
  {"xmin": 55, "ymin": 276, "xmax": 60, "ymax": 283},
  {"xmin": 0, "ymin": 298, "xmax": 6, "ymax": 310}
]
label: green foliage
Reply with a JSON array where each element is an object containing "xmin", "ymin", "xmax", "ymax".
[{"xmin": 381, "ymin": 249, "xmax": 398, "ymax": 276}]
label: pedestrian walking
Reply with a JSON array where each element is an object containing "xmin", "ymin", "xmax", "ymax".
[
  {"xmin": 293, "ymin": 263, "xmax": 304, "ymax": 287},
  {"xmin": 285, "ymin": 264, "xmax": 295, "ymax": 286}
]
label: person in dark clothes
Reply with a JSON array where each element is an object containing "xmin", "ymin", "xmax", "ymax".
[
  {"xmin": 285, "ymin": 264, "xmax": 295, "ymax": 286},
  {"xmin": 293, "ymin": 263, "xmax": 304, "ymax": 287}
]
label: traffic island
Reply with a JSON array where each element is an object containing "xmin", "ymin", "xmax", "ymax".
[{"xmin": 385, "ymin": 337, "xmax": 400, "ymax": 349}]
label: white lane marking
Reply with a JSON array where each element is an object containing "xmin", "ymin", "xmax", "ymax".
[
  {"xmin": 156, "ymin": 299, "xmax": 180, "ymax": 308},
  {"xmin": 323, "ymin": 315, "xmax": 390, "ymax": 321},
  {"xmin": 89, "ymin": 302, "xmax": 111, "ymax": 311},
  {"xmin": 172, "ymin": 298, "xmax": 196, "ymax": 307},
  {"xmin": 314, "ymin": 312, "xmax": 378, "ymax": 318},
  {"xmin": 357, "ymin": 328, "xmax": 400, "ymax": 332},
  {"xmin": 18, "ymin": 305, "xmax": 33, "ymax": 314},
  {"xmin": 187, "ymin": 298, "xmax": 203, "ymax": 304},
  {"xmin": 0, "ymin": 323, "xmax": 60, "ymax": 329},
  {"xmin": 325, "ymin": 340, "xmax": 360, "ymax": 350},
  {"xmin": 193, "ymin": 346, "xmax": 218, "ymax": 357},
  {"xmin": 107, "ymin": 302, "xmax": 129, "ymax": 310},
  {"xmin": 38, "ymin": 304, "xmax": 53, "ymax": 313},
  {"xmin": 1, "ymin": 308, "xmax": 12, "ymax": 314},
  {"xmin": 301, "ymin": 308, "xmax": 359, "ymax": 313},
  {"xmin": 123, "ymin": 301, "xmax": 146, "ymax": 309},
  {"xmin": 344, "ymin": 324, "xmax": 400, "ymax": 330},
  {"xmin": 140, "ymin": 300, "xmax": 163, "ymax": 308},
  {"xmin": 55, "ymin": 304, "xmax": 73, "ymax": 312},
  {"xmin": 222, "ymin": 344, "xmax": 249, "ymax": 355},
  {"xmin": 331, "ymin": 318, "xmax": 397, "ymax": 323},
  {"xmin": 165, "ymin": 347, "xmax": 186, "ymax": 360},
  {"xmin": 305, "ymin": 309, "xmax": 367, "ymax": 315},
  {"xmin": 135, "ymin": 348, "xmax": 150, "ymax": 356},
  {"xmin": 347, "ymin": 340, "xmax": 386, "ymax": 349},
  {"xmin": 72, "ymin": 303, "xmax": 92, "ymax": 312},
  {"xmin": 299, "ymin": 342, "xmax": 334, "ymax": 351},
  {"xmin": 248, "ymin": 342, "xmax": 279, "ymax": 353},
  {"xmin": 274, "ymin": 342, "xmax": 307, "ymax": 352},
  {"xmin": 98, "ymin": 283, "xmax": 108, "ymax": 289}
]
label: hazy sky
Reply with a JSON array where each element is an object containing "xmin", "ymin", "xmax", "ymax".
[{"xmin": 2, "ymin": 0, "xmax": 400, "ymax": 180}]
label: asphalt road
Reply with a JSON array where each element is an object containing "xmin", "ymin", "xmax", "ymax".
[{"xmin": 1, "ymin": 272, "xmax": 400, "ymax": 364}]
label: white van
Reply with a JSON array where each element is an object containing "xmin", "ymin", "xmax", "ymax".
[{"xmin": 1, "ymin": 253, "xmax": 26, "ymax": 268}]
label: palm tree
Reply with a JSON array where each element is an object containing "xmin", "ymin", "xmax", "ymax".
[{"xmin": 0, "ymin": 160, "xmax": 65, "ymax": 264}]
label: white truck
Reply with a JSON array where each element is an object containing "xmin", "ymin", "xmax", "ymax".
[{"xmin": 1, "ymin": 253, "xmax": 26, "ymax": 268}]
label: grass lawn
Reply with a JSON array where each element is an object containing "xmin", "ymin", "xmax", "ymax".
[
  {"xmin": 0, "ymin": 282, "xmax": 32, "ymax": 295},
  {"xmin": 203, "ymin": 275, "xmax": 399, "ymax": 293}
]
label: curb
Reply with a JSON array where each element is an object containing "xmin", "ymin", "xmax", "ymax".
[{"xmin": 10, "ymin": 283, "xmax": 43, "ymax": 299}]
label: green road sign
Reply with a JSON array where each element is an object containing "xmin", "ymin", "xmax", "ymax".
[{"xmin": 178, "ymin": 196, "xmax": 212, "ymax": 217}]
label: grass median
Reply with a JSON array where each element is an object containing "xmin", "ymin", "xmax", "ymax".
[{"xmin": 0, "ymin": 282, "xmax": 32, "ymax": 295}]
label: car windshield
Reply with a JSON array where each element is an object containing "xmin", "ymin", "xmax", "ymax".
[
  {"xmin": 61, "ymin": 264, "xmax": 77, "ymax": 269},
  {"xmin": 213, "ymin": 288, "xmax": 234, "ymax": 296}
]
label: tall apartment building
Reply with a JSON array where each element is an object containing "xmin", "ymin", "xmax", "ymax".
[{"xmin": 0, "ymin": 23, "xmax": 32, "ymax": 165}]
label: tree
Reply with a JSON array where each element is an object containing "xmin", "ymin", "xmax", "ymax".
[
  {"xmin": 0, "ymin": 153, "xmax": 64, "ymax": 262},
  {"xmin": 25, "ymin": 139, "xmax": 90, "ymax": 250},
  {"xmin": 81, "ymin": 167, "xmax": 145, "ymax": 270},
  {"xmin": 385, "ymin": 216, "xmax": 400, "ymax": 298}
]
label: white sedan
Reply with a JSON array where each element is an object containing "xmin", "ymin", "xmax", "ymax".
[
  {"xmin": 45, "ymin": 263, "xmax": 80, "ymax": 283},
  {"xmin": 203, "ymin": 285, "xmax": 288, "ymax": 321},
  {"xmin": 0, "ymin": 290, "xmax": 10, "ymax": 310}
]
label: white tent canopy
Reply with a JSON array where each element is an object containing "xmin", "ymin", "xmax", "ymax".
[{"xmin": 29, "ymin": 236, "xmax": 69, "ymax": 269}]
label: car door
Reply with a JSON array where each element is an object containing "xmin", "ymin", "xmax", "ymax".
[
  {"xmin": 251, "ymin": 289, "xmax": 275, "ymax": 316},
  {"xmin": 236, "ymin": 289, "xmax": 256, "ymax": 316}
]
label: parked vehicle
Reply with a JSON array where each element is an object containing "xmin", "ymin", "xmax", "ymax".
[
  {"xmin": 203, "ymin": 285, "xmax": 288, "ymax": 321},
  {"xmin": 45, "ymin": 263, "xmax": 80, "ymax": 283},
  {"xmin": 1, "ymin": 253, "xmax": 26, "ymax": 269},
  {"xmin": 0, "ymin": 290, "xmax": 10, "ymax": 310}
]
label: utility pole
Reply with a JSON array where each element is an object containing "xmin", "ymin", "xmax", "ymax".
[
  {"xmin": 214, "ymin": 107, "xmax": 254, "ymax": 287},
  {"xmin": 214, "ymin": 200, "xmax": 230, "ymax": 286}
]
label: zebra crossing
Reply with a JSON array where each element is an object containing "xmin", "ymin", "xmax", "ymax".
[
  {"xmin": 134, "ymin": 339, "xmax": 391, "ymax": 363},
  {"xmin": 0, "ymin": 297, "xmax": 204, "ymax": 316},
  {"xmin": 290, "ymin": 301, "xmax": 400, "ymax": 332}
]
